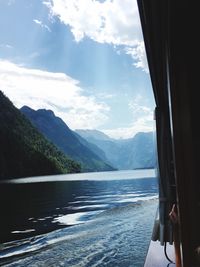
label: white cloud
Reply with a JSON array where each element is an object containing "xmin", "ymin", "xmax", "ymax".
[
  {"xmin": 103, "ymin": 119, "xmax": 154, "ymax": 139},
  {"xmin": 128, "ymin": 96, "xmax": 153, "ymax": 119},
  {"xmin": 44, "ymin": 0, "xmax": 148, "ymax": 72},
  {"xmin": 103, "ymin": 113, "xmax": 154, "ymax": 139},
  {"xmin": 33, "ymin": 19, "xmax": 51, "ymax": 32},
  {"xmin": 125, "ymin": 42, "xmax": 149, "ymax": 73},
  {"xmin": 45, "ymin": 0, "xmax": 141, "ymax": 45},
  {"xmin": 0, "ymin": 44, "xmax": 13, "ymax": 49},
  {"xmin": 103, "ymin": 111, "xmax": 154, "ymax": 139},
  {"xmin": 0, "ymin": 60, "xmax": 109, "ymax": 129},
  {"xmin": 103, "ymin": 95, "xmax": 154, "ymax": 139}
]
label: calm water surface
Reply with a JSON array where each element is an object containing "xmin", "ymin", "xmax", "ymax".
[{"xmin": 0, "ymin": 169, "xmax": 158, "ymax": 267}]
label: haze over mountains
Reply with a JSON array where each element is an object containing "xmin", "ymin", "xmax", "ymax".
[
  {"xmin": 20, "ymin": 106, "xmax": 115, "ymax": 172},
  {"xmin": 0, "ymin": 90, "xmax": 156, "ymax": 180},
  {"xmin": 76, "ymin": 130, "xmax": 156, "ymax": 170},
  {"xmin": 21, "ymin": 107, "xmax": 156, "ymax": 171}
]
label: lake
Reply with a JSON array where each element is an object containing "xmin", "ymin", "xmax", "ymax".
[{"xmin": 0, "ymin": 169, "xmax": 158, "ymax": 267}]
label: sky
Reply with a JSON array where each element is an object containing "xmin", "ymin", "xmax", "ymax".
[{"xmin": 0, "ymin": 0, "xmax": 155, "ymax": 139}]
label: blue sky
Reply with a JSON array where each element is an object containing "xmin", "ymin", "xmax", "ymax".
[{"xmin": 0, "ymin": 0, "xmax": 155, "ymax": 139}]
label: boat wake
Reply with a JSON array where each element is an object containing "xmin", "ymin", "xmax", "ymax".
[{"xmin": 0, "ymin": 196, "xmax": 158, "ymax": 266}]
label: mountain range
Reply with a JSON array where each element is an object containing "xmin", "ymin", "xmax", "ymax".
[
  {"xmin": 20, "ymin": 106, "xmax": 115, "ymax": 172},
  {"xmin": 75, "ymin": 129, "xmax": 156, "ymax": 170},
  {"xmin": 0, "ymin": 90, "xmax": 156, "ymax": 180},
  {"xmin": 21, "ymin": 107, "xmax": 156, "ymax": 171},
  {"xmin": 0, "ymin": 91, "xmax": 81, "ymax": 180},
  {"xmin": 20, "ymin": 107, "xmax": 157, "ymax": 171}
]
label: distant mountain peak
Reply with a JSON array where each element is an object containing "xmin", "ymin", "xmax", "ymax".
[
  {"xmin": 76, "ymin": 129, "xmax": 156, "ymax": 170},
  {"xmin": 75, "ymin": 129, "xmax": 112, "ymax": 141},
  {"xmin": 21, "ymin": 106, "xmax": 55, "ymax": 117},
  {"xmin": 0, "ymin": 92, "xmax": 81, "ymax": 180},
  {"xmin": 21, "ymin": 106, "xmax": 115, "ymax": 172}
]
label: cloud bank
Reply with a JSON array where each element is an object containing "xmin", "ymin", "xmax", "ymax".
[
  {"xmin": 103, "ymin": 97, "xmax": 154, "ymax": 139},
  {"xmin": 44, "ymin": 0, "xmax": 148, "ymax": 72},
  {"xmin": 0, "ymin": 60, "xmax": 109, "ymax": 130}
]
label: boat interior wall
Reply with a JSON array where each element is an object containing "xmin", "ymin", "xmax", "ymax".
[{"xmin": 137, "ymin": 1, "xmax": 200, "ymax": 266}]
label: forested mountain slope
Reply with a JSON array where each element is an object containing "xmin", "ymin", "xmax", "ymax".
[{"xmin": 0, "ymin": 91, "xmax": 81, "ymax": 180}]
